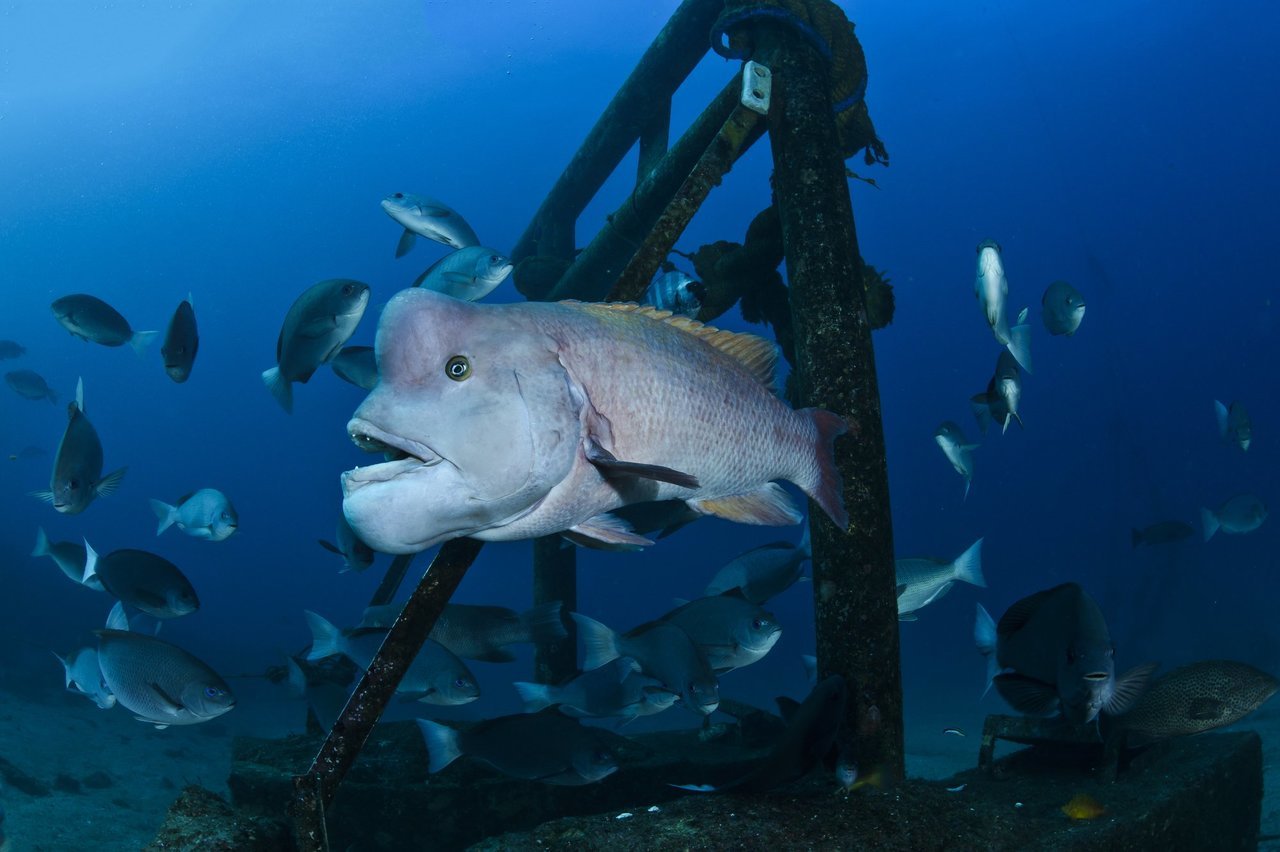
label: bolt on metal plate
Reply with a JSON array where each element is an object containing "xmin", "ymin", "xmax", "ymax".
[{"xmin": 741, "ymin": 61, "xmax": 772, "ymax": 114}]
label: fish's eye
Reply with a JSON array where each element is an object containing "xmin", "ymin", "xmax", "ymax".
[
  {"xmin": 393, "ymin": 192, "xmax": 404, "ymax": 199},
  {"xmin": 445, "ymin": 355, "xmax": 471, "ymax": 381},
  {"xmin": 490, "ymin": 255, "xmax": 501, "ymax": 264},
  {"xmin": 69, "ymin": 479, "xmax": 80, "ymax": 489},
  {"xmin": 751, "ymin": 618, "xmax": 765, "ymax": 630},
  {"xmin": 204, "ymin": 686, "xmax": 222, "ymax": 699},
  {"xmin": 453, "ymin": 677, "xmax": 468, "ymax": 689},
  {"xmin": 341, "ymin": 282, "xmax": 355, "ymax": 295}
]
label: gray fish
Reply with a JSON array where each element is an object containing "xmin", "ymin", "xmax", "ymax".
[
  {"xmin": 0, "ymin": 339, "xmax": 25, "ymax": 360},
  {"xmin": 514, "ymin": 658, "xmax": 678, "ymax": 720},
  {"xmin": 262, "ymin": 279, "xmax": 370, "ymax": 413},
  {"xmin": 53, "ymin": 646, "xmax": 116, "ymax": 710},
  {"xmin": 659, "ymin": 592, "xmax": 782, "ymax": 673},
  {"xmin": 644, "ymin": 271, "xmax": 705, "ymax": 318},
  {"xmin": 5, "ymin": 369, "xmax": 57, "ymax": 404},
  {"xmin": 303, "ymin": 611, "xmax": 479, "ymax": 705},
  {"xmin": 973, "ymin": 240, "xmax": 1032, "ymax": 371},
  {"xmin": 704, "ymin": 527, "xmax": 810, "ymax": 604},
  {"xmin": 417, "ymin": 711, "xmax": 619, "ymax": 785},
  {"xmin": 50, "ymin": 294, "xmax": 157, "ymax": 354},
  {"xmin": 573, "ymin": 613, "xmax": 719, "ymax": 714},
  {"xmin": 318, "ymin": 514, "xmax": 375, "ymax": 573},
  {"xmin": 160, "ymin": 297, "xmax": 198, "ymax": 383},
  {"xmin": 94, "ymin": 629, "xmax": 234, "ymax": 728},
  {"xmin": 896, "ymin": 538, "xmax": 984, "ymax": 621},
  {"xmin": 971, "ymin": 350, "xmax": 1024, "ymax": 435},
  {"xmin": 1131, "ymin": 521, "xmax": 1194, "ymax": 548},
  {"xmin": 1201, "ymin": 494, "xmax": 1267, "ymax": 541},
  {"xmin": 149, "ymin": 488, "xmax": 238, "ymax": 541},
  {"xmin": 31, "ymin": 527, "xmax": 104, "ymax": 591},
  {"xmin": 674, "ymin": 675, "xmax": 847, "ymax": 793},
  {"xmin": 83, "ymin": 541, "xmax": 199, "ymax": 620},
  {"xmin": 381, "ymin": 192, "xmax": 481, "ymax": 256},
  {"xmin": 974, "ymin": 583, "xmax": 1155, "ymax": 724},
  {"xmin": 934, "ymin": 421, "xmax": 977, "ymax": 499},
  {"xmin": 1214, "ymin": 400, "xmax": 1251, "ymax": 451},
  {"xmin": 429, "ymin": 602, "xmax": 567, "ymax": 663},
  {"xmin": 412, "ymin": 246, "xmax": 513, "ymax": 301},
  {"xmin": 330, "ymin": 345, "xmax": 378, "ymax": 391},
  {"xmin": 1041, "ymin": 280, "xmax": 1086, "ymax": 336},
  {"xmin": 1120, "ymin": 660, "xmax": 1279, "ymax": 744},
  {"xmin": 30, "ymin": 380, "xmax": 126, "ymax": 514}
]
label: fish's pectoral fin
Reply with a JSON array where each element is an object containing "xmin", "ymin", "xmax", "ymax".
[
  {"xmin": 148, "ymin": 682, "xmax": 186, "ymax": 715},
  {"xmin": 295, "ymin": 316, "xmax": 340, "ymax": 339},
  {"xmin": 584, "ymin": 439, "xmax": 699, "ymax": 488},
  {"xmin": 689, "ymin": 483, "xmax": 800, "ymax": 526},
  {"xmin": 1188, "ymin": 696, "xmax": 1228, "ymax": 721},
  {"xmin": 395, "ymin": 228, "xmax": 416, "ymax": 258},
  {"xmin": 1105, "ymin": 662, "xmax": 1159, "ymax": 715},
  {"xmin": 318, "ymin": 539, "xmax": 342, "ymax": 555},
  {"xmin": 993, "ymin": 673, "xmax": 1060, "ymax": 716},
  {"xmin": 441, "ymin": 272, "xmax": 474, "ymax": 286},
  {"xmin": 895, "ymin": 584, "xmax": 908, "ymax": 599},
  {"xmin": 567, "ymin": 514, "xmax": 654, "ymax": 549},
  {"xmin": 138, "ymin": 718, "xmax": 171, "ymax": 730},
  {"xmin": 95, "ymin": 467, "xmax": 127, "ymax": 498},
  {"xmin": 29, "ymin": 490, "xmax": 56, "ymax": 504}
]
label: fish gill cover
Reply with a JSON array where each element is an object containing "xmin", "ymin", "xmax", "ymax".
[{"xmin": 0, "ymin": 0, "xmax": 1277, "ymax": 848}]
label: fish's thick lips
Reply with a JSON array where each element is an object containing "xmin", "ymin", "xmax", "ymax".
[
  {"xmin": 1084, "ymin": 671, "xmax": 1109, "ymax": 682},
  {"xmin": 347, "ymin": 418, "xmax": 443, "ymax": 467}
]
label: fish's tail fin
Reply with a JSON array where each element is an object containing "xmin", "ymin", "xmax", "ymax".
[
  {"xmin": 512, "ymin": 681, "xmax": 556, "ymax": 713},
  {"xmin": 303, "ymin": 610, "xmax": 349, "ymax": 662},
  {"xmin": 798, "ymin": 408, "xmax": 849, "ymax": 529},
  {"xmin": 95, "ymin": 467, "xmax": 127, "ymax": 498},
  {"xmin": 571, "ymin": 612, "xmax": 621, "ymax": 671},
  {"xmin": 520, "ymin": 601, "xmax": 568, "ymax": 645},
  {"xmin": 952, "ymin": 538, "xmax": 985, "ymax": 588},
  {"xmin": 31, "ymin": 527, "xmax": 50, "ymax": 558},
  {"xmin": 1006, "ymin": 322, "xmax": 1033, "ymax": 373},
  {"xmin": 395, "ymin": 228, "xmax": 417, "ymax": 258},
  {"xmin": 415, "ymin": 718, "xmax": 462, "ymax": 773},
  {"xmin": 261, "ymin": 367, "xmax": 293, "ymax": 414},
  {"xmin": 1200, "ymin": 507, "xmax": 1220, "ymax": 542},
  {"xmin": 106, "ymin": 600, "xmax": 130, "ymax": 631},
  {"xmin": 129, "ymin": 330, "xmax": 159, "ymax": 357},
  {"xmin": 149, "ymin": 499, "xmax": 178, "ymax": 535},
  {"xmin": 82, "ymin": 538, "xmax": 100, "ymax": 587},
  {"xmin": 1214, "ymin": 399, "xmax": 1229, "ymax": 439},
  {"xmin": 974, "ymin": 604, "xmax": 998, "ymax": 697}
]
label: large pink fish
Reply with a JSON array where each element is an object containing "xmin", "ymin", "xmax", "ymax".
[{"xmin": 341, "ymin": 289, "xmax": 847, "ymax": 555}]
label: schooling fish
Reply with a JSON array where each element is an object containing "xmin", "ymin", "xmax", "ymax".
[
  {"xmin": 83, "ymin": 541, "xmax": 199, "ymax": 620},
  {"xmin": 318, "ymin": 514, "xmax": 375, "ymax": 573},
  {"xmin": 412, "ymin": 246, "xmax": 513, "ymax": 301},
  {"xmin": 659, "ymin": 592, "xmax": 782, "ymax": 674},
  {"xmin": 53, "ymin": 646, "xmax": 116, "ymax": 710},
  {"xmin": 1120, "ymin": 659, "xmax": 1279, "ymax": 745},
  {"xmin": 970, "ymin": 350, "xmax": 1024, "ymax": 435},
  {"xmin": 895, "ymin": 538, "xmax": 985, "ymax": 621},
  {"xmin": 417, "ymin": 711, "xmax": 619, "ymax": 785},
  {"xmin": 50, "ymin": 294, "xmax": 156, "ymax": 354},
  {"xmin": 330, "ymin": 345, "xmax": 378, "ymax": 391},
  {"xmin": 160, "ymin": 296, "xmax": 198, "ymax": 383},
  {"xmin": 573, "ymin": 613, "xmax": 720, "ymax": 714},
  {"xmin": 342, "ymin": 289, "xmax": 847, "ymax": 555},
  {"xmin": 95, "ymin": 629, "xmax": 234, "ymax": 728},
  {"xmin": 32, "ymin": 527, "xmax": 103, "ymax": 591},
  {"xmin": 973, "ymin": 241, "xmax": 1032, "ymax": 371},
  {"xmin": 974, "ymin": 584, "xmax": 1155, "ymax": 724},
  {"xmin": 381, "ymin": 192, "xmax": 480, "ymax": 256},
  {"xmin": 1201, "ymin": 494, "xmax": 1267, "ymax": 541},
  {"xmin": 262, "ymin": 279, "xmax": 370, "ymax": 413},
  {"xmin": 149, "ymin": 488, "xmax": 238, "ymax": 541},
  {"xmin": 1214, "ymin": 400, "xmax": 1252, "ymax": 451},
  {"xmin": 644, "ymin": 270, "xmax": 705, "ymax": 318},
  {"xmin": 514, "ymin": 658, "xmax": 678, "ymax": 721},
  {"xmin": 31, "ymin": 379, "xmax": 126, "ymax": 514},
  {"xmin": 674, "ymin": 675, "xmax": 847, "ymax": 793},
  {"xmin": 704, "ymin": 527, "xmax": 810, "ymax": 604},
  {"xmin": 428, "ymin": 602, "xmax": 567, "ymax": 663},
  {"xmin": 0, "ymin": 339, "xmax": 25, "ymax": 359},
  {"xmin": 5, "ymin": 369, "xmax": 57, "ymax": 404},
  {"xmin": 1041, "ymin": 280, "xmax": 1086, "ymax": 336},
  {"xmin": 1131, "ymin": 520, "xmax": 1194, "ymax": 548},
  {"xmin": 934, "ymin": 421, "xmax": 978, "ymax": 499}
]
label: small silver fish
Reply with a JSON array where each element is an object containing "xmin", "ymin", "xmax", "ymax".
[
  {"xmin": 659, "ymin": 593, "xmax": 782, "ymax": 673},
  {"xmin": 1214, "ymin": 400, "xmax": 1251, "ymax": 451},
  {"xmin": 973, "ymin": 241, "xmax": 1032, "ymax": 371},
  {"xmin": 381, "ymin": 192, "xmax": 481, "ymax": 255},
  {"xmin": 1201, "ymin": 494, "xmax": 1267, "ymax": 541},
  {"xmin": 896, "ymin": 538, "xmax": 985, "ymax": 621},
  {"xmin": 53, "ymin": 646, "xmax": 116, "ymax": 710},
  {"xmin": 573, "ymin": 613, "xmax": 719, "ymax": 714},
  {"xmin": 971, "ymin": 350, "xmax": 1023, "ymax": 435},
  {"xmin": 644, "ymin": 271, "xmax": 705, "ymax": 318},
  {"xmin": 1041, "ymin": 280, "xmax": 1085, "ymax": 336},
  {"xmin": 412, "ymin": 246, "xmax": 513, "ymax": 301},
  {"xmin": 934, "ymin": 421, "xmax": 977, "ymax": 499},
  {"xmin": 149, "ymin": 488, "xmax": 238, "ymax": 541}
]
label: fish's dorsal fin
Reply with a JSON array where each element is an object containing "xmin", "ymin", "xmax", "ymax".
[
  {"xmin": 563, "ymin": 301, "xmax": 779, "ymax": 393},
  {"xmin": 996, "ymin": 582, "xmax": 1078, "ymax": 638}
]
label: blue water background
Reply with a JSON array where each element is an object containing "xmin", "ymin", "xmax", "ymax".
[{"xmin": 1, "ymin": 0, "xmax": 1277, "ymax": 743}]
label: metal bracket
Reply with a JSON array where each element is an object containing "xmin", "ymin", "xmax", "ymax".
[{"xmin": 740, "ymin": 61, "xmax": 772, "ymax": 115}]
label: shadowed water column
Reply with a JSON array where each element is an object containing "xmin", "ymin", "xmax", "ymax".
[{"xmin": 753, "ymin": 24, "xmax": 904, "ymax": 780}]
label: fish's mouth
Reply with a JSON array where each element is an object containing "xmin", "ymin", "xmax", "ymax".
[
  {"xmin": 346, "ymin": 419, "xmax": 445, "ymax": 469},
  {"xmin": 1083, "ymin": 671, "xmax": 1109, "ymax": 682}
]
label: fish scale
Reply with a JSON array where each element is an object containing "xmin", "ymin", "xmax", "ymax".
[{"xmin": 95, "ymin": 630, "xmax": 232, "ymax": 727}]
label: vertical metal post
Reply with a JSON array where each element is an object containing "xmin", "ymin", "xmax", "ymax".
[{"xmin": 754, "ymin": 28, "xmax": 904, "ymax": 780}]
